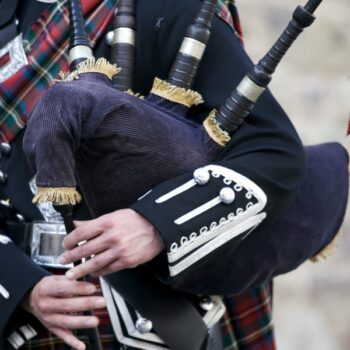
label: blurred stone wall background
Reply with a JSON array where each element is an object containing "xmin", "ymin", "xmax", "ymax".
[{"xmin": 236, "ymin": 0, "xmax": 350, "ymax": 349}]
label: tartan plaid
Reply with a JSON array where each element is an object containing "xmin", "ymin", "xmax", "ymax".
[
  {"xmin": 0, "ymin": 0, "xmax": 115, "ymax": 143},
  {"xmin": 0, "ymin": 0, "xmax": 275, "ymax": 349},
  {"xmin": 222, "ymin": 282, "xmax": 275, "ymax": 350},
  {"xmin": 216, "ymin": 0, "xmax": 244, "ymax": 43},
  {"xmin": 0, "ymin": 0, "xmax": 242, "ymax": 144}
]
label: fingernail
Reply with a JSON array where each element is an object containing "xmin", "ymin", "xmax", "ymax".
[
  {"xmin": 75, "ymin": 342, "xmax": 85, "ymax": 350},
  {"xmin": 66, "ymin": 270, "xmax": 75, "ymax": 279},
  {"xmin": 95, "ymin": 298, "xmax": 106, "ymax": 308},
  {"xmin": 86, "ymin": 318, "xmax": 97, "ymax": 326},
  {"xmin": 58, "ymin": 255, "xmax": 67, "ymax": 264}
]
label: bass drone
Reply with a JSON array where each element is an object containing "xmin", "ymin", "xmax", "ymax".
[{"xmin": 24, "ymin": 0, "xmax": 348, "ymax": 298}]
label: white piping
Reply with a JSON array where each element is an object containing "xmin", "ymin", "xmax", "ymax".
[
  {"xmin": 175, "ymin": 196, "xmax": 222, "ymax": 225},
  {"xmin": 100, "ymin": 278, "xmax": 169, "ymax": 350},
  {"xmin": 169, "ymin": 213, "xmax": 266, "ymax": 276},
  {"xmin": 0, "ymin": 284, "xmax": 9, "ymax": 299},
  {"xmin": 156, "ymin": 179, "xmax": 196, "ymax": 203},
  {"xmin": 168, "ymin": 202, "xmax": 262, "ymax": 263}
]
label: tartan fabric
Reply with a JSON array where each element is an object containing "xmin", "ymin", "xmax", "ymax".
[
  {"xmin": 1, "ymin": 0, "xmax": 275, "ymax": 349},
  {"xmin": 0, "ymin": 0, "xmax": 115, "ymax": 143},
  {"xmin": 0, "ymin": 0, "xmax": 244, "ymax": 144},
  {"xmin": 216, "ymin": 0, "xmax": 243, "ymax": 43},
  {"xmin": 222, "ymin": 283, "xmax": 275, "ymax": 350}
]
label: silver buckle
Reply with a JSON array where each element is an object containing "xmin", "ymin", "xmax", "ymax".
[
  {"xmin": 31, "ymin": 221, "xmax": 73, "ymax": 269},
  {"xmin": 0, "ymin": 34, "xmax": 28, "ymax": 83}
]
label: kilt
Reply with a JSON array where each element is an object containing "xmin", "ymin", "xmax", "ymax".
[
  {"xmin": 23, "ymin": 278, "xmax": 275, "ymax": 350},
  {"xmin": 222, "ymin": 283, "xmax": 275, "ymax": 350}
]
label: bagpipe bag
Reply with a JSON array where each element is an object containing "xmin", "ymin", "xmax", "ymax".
[{"xmin": 23, "ymin": 0, "xmax": 349, "ymax": 295}]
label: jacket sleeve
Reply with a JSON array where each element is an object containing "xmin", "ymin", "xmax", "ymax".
[
  {"xmin": 0, "ymin": 234, "xmax": 48, "ymax": 348},
  {"xmin": 130, "ymin": 0, "xmax": 305, "ymax": 291}
]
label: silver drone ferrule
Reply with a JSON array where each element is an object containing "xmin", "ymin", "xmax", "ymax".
[
  {"xmin": 112, "ymin": 27, "xmax": 135, "ymax": 45},
  {"xmin": 69, "ymin": 45, "xmax": 93, "ymax": 65},
  {"xmin": 236, "ymin": 76, "xmax": 265, "ymax": 103}
]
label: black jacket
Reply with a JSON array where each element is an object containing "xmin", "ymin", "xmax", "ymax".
[{"xmin": 0, "ymin": 0, "xmax": 305, "ymax": 347}]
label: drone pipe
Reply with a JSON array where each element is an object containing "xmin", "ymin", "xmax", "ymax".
[
  {"xmin": 110, "ymin": 0, "xmax": 136, "ymax": 91},
  {"xmin": 215, "ymin": 0, "xmax": 322, "ymax": 134},
  {"xmin": 167, "ymin": 0, "xmax": 218, "ymax": 89},
  {"xmin": 68, "ymin": 0, "xmax": 93, "ymax": 70}
]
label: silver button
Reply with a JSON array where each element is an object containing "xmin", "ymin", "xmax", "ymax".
[
  {"xmin": 199, "ymin": 297, "xmax": 214, "ymax": 311},
  {"xmin": 106, "ymin": 31, "xmax": 114, "ymax": 46},
  {"xmin": 0, "ymin": 171, "xmax": 7, "ymax": 184},
  {"xmin": 193, "ymin": 168, "xmax": 210, "ymax": 185},
  {"xmin": 0, "ymin": 143, "xmax": 11, "ymax": 155},
  {"xmin": 135, "ymin": 318, "xmax": 153, "ymax": 334},
  {"xmin": 135, "ymin": 317, "xmax": 153, "ymax": 334},
  {"xmin": 219, "ymin": 187, "xmax": 235, "ymax": 205}
]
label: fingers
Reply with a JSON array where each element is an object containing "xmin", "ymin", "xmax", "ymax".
[
  {"xmin": 63, "ymin": 215, "xmax": 112, "ymax": 250},
  {"xmin": 45, "ymin": 314, "xmax": 99, "ymax": 330},
  {"xmin": 40, "ymin": 296, "xmax": 106, "ymax": 314},
  {"xmin": 49, "ymin": 327, "xmax": 86, "ymax": 350},
  {"xmin": 59, "ymin": 234, "xmax": 109, "ymax": 265},
  {"xmin": 65, "ymin": 250, "xmax": 118, "ymax": 280},
  {"xmin": 38, "ymin": 276, "xmax": 97, "ymax": 297},
  {"xmin": 90, "ymin": 260, "xmax": 126, "ymax": 277}
]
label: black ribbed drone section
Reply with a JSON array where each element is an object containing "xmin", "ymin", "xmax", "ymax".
[
  {"xmin": 216, "ymin": 0, "xmax": 322, "ymax": 134},
  {"xmin": 110, "ymin": 0, "xmax": 136, "ymax": 91},
  {"xmin": 68, "ymin": 0, "xmax": 93, "ymax": 70},
  {"xmin": 167, "ymin": 0, "xmax": 217, "ymax": 89}
]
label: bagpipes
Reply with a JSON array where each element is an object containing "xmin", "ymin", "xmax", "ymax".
[
  {"xmin": 21, "ymin": 0, "xmax": 350, "ymax": 349},
  {"xmin": 24, "ymin": 0, "xmax": 348, "ymax": 298}
]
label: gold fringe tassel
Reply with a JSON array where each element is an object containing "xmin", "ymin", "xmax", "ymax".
[
  {"xmin": 150, "ymin": 78, "xmax": 203, "ymax": 108},
  {"xmin": 33, "ymin": 187, "xmax": 82, "ymax": 205},
  {"xmin": 203, "ymin": 110, "xmax": 231, "ymax": 146},
  {"xmin": 310, "ymin": 226, "xmax": 344, "ymax": 263},
  {"xmin": 58, "ymin": 57, "xmax": 121, "ymax": 82},
  {"xmin": 125, "ymin": 89, "xmax": 145, "ymax": 99}
]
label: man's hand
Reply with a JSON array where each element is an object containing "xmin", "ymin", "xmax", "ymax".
[
  {"xmin": 22, "ymin": 275, "xmax": 106, "ymax": 350},
  {"xmin": 59, "ymin": 209, "xmax": 164, "ymax": 280}
]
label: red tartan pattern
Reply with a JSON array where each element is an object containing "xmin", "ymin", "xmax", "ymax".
[
  {"xmin": 216, "ymin": 0, "xmax": 244, "ymax": 43},
  {"xmin": 1, "ymin": 0, "xmax": 275, "ymax": 349},
  {"xmin": 222, "ymin": 283, "xmax": 275, "ymax": 350},
  {"xmin": 0, "ymin": 0, "xmax": 115, "ymax": 143}
]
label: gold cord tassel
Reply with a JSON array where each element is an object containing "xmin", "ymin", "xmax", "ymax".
[
  {"xmin": 33, "ymin": 187, "xmax": 82, "ymax": 205},
  {"xmin": 203, "ymin": 110, "xmax": 231, "ymax": 146},
  {"xmin": 59, "ymin": 57, "xmax": 121, "ymax": 81},
  {"xmin": 151, "ymin": 78, "xmax": 203, "ymax": 108}
]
